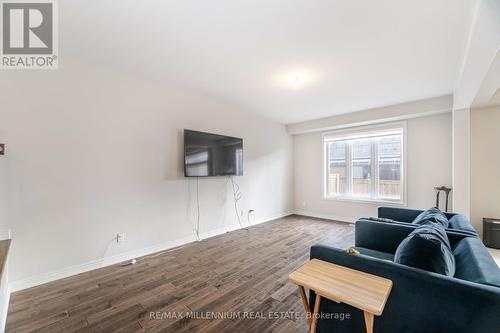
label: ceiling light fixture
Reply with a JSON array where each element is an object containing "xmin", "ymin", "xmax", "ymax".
[
  {"xmin": 275, "ymin": 68, "xmax": 315, "ymax": 90},
  {"xmin": 290, "ymin": 74, "xmax": 305, "ymax": 89}
]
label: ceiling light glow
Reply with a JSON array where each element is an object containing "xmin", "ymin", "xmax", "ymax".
[
  {"xmin": 290, "ymin": 74, "xmax": 305, "ymax": 89},
  {"xmin": 275, "ymin": 68, "xmax": 315, "ymax": 90}
]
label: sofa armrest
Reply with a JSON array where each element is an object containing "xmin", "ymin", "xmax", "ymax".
[
  {"xmin": 310, "ymin": 244, "xmax": 500, "ymax": 333},
  {"xmin": 355, "ymin": 218, "xmax": 413, "ymax": 253}
]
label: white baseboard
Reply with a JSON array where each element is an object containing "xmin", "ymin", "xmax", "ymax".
[
  {"xmin": 293, "ymin": 210, "xmax": 356, "ymax": 224},
  {"xmin": 252, "ymin": 210, "xmax": 294, "ymax": 225},
  {"xmin": 9, "ymin": 211, "xmax": 293, "ymax": 292},
  {"xmin": 194, "ymin": 210, "xmax": 293, "ymax": 239},
  {"xmin": 9, "ymin": 234, "xmax": 196, "ymax": 292}
]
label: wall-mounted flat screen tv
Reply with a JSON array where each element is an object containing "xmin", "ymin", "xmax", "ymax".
[{"xmin": 184, "ymin": 129, "xmax": 243, "ymax": 177}]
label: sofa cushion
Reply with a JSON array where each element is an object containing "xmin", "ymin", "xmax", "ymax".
[
  {"xmin": 453, "ymin": 237, "xmax": 500, "ymax": 287},
  {"xmin": 353, "ymin": 246, "xmax": 394, "ymax": 261},
  {"xmin": 394, "ymin": 224, "xmax": 455, "ymax": 276},
  {"xmin": 412, "ymin": 207, "xmax": 449, "ymax": 228},
  {"xmin": 448, "ymin": 214, "xmax": 478, "ymax": 235}
]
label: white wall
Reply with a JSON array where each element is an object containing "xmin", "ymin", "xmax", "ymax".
[
  {"xmin": 470, "ymin": 105, "xmax": 500, "ymax": 235},
  {"xmin": 287, "ymin": 95, "xmax": 452, "ymax": 135},
  {"xmin": 0, "ymin": 260, "xmax": 9, "ymax": 333},
  {"xmin": 0, "ymin": 58, "xmax": 293, "ymax": 288},
  {"xmin": 294, "ymin": 113, "xmax": 452, "ymax": 221},
  {"xmin": 452, "ymin": 108, "xmax": 471, "ymax": 217},
  {"xmin": 450, "ymin": 0, "xmax": 500, "ymax": 219}
]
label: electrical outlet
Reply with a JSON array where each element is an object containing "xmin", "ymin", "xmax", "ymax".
[
  {"xmin": 0, "ymin": 144, "xmax": 4, "ymax": 156},
  {"xmin": 116, "ymin": 233, "xmax": 125, "ymax": 243},
  {"xmin": 302, "ymin": 201, "xmax": 307, "ymax": 207}
]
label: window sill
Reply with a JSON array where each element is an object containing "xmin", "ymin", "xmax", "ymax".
[{"xmin": 323, "ymin": 196, "xmax": 407, "ymax": 206}]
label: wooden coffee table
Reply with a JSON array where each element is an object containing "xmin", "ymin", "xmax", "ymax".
[{"xmin": 288, "ymin": 259, "xmax": 393, "ymax": 333}]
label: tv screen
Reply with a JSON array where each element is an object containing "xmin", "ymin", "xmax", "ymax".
[{"xmin": 184, "ymin": 130, "xmax": 243, "ymax": 177}]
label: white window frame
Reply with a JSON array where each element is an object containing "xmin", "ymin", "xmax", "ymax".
[{"xmin": 322, "ymin": 121, "xmax": 407, "ymax": 206}]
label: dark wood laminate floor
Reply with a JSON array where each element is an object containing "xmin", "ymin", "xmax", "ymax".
[{"xmin": 7, "ymin": 215, "xmax": 354, "ymax": 333}]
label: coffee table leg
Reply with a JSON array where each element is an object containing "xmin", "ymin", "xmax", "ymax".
[
  {"xmin": 363, "ymin": 311, "xmax": 374, "ymax": 333},
  {"xmin": 310, "ymin": 294, "xmax": 321, "ymax": 333},
  {"xmin": 298, "ymin": 286, "xmax": 311, "ymax": 325}
]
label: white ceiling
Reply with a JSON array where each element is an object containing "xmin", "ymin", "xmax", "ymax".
[
  {"xmin": 62, "ymin": 0, "xmax": 471, "ymax": 124},
  {"xmin": 472, "ymin": 52, "xmax": 500, "ymax": 108}
]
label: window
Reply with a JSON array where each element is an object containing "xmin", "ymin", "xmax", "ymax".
[{"xmin": 324, "ymin": 124, "xmax": 405, "ymax": 204}]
